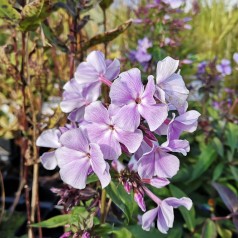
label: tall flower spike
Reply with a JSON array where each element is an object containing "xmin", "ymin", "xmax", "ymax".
[
  {"xmin": 155, "ymin": 56, "xmax": 189, "ymax": 113},
  {"xmin": 142, "ymin": 197, "xmax": 192, "ymax": 234},
  {"xmin": 74, "ymin": 51, "xmax": 120, "ymax": 87},
  {"xmin": 84, "ymin": 101, "xmax": 143, "ymax": 160},
  {"xmin": 110, "ymin": 68, "xmax": 168, "ymax": 132},
  {"xmin": 55, "ymin": 128, "xmax": 111, "ymax": 189},
  {"xmin": 60, "ymin": 78, "xmax": 100, "ymax": 122}
]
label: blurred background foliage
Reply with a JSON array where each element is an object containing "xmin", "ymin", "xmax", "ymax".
[{"xmin": 0, "ymin": 0, "xmax": 238, "ymax": 237}]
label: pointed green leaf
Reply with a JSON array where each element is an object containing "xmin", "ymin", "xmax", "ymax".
[
  {"xmin": 82, "ymin": 19, "xmax": 132, "ymax": 50},
  {"xmin": 31, "ymin": 214, "xmax": 70, "ymax": 228},
  {"xmin": 202, "ymin": 219, "xmax": 217, "ymax": 238},
  {"xmin": 106, "ymin": 181, "xmax": 136, "ymax": 223},
  {"xmin": 188, "ymin": 144, "xmax": 217, "ymax": 182},
  {"xmin": 169, "ymin": 184, "xmax": 196, "ymax": 232}
]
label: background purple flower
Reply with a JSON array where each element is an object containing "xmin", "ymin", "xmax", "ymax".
[{"xmin": 216, "ymin": 59, "xmax": 232, "ymax": 76}]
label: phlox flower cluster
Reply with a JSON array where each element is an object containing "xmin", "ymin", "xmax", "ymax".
[{"xmin": 37, "ymin": 51, "xmax": 200, "ymax": 234}]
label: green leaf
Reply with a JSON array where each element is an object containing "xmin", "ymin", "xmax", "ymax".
[
  {"xmin": 82, "ymin": 19, "xmax": 132, "ymax": 50},
  {"xmin": 86, "ymin": 173, "xmax": 98, "ymax": 184},
  {"xmin": 106, "ymin": 181, "xmax": 136, "ymax": 223},
  {"xmin": 31, "ymin": 214, "xmax": 70, "ymax": 228},
  {"xmin": 112, "ymin": 227, "xmax": 133, "ymax": 238},
  {"xmin": 212, "ymin": 162, "xmax": 224, "ymax": 181},
  {"xmin": 93, "ymin": 223, "xmax": 113, "ymax": 236},
  {"xmin": 42, "ymin": 23, "xmax": 69, "ymax": 53},
  {"xmin": 0, "ymin": 1, "xmax": 21, "ymax": 22},
  {"xmin": 169, "ymin": 184, "xmax": 196, "ymax": 232},
  {"xmin": 212, "ymin": 137, "xmax": 224, "ymax": 157},
  {"xmin": 19, "ymin": 0, "xmax": 55, "ymax": 31},
  {"xmin": 188, "ymin": 144, "xmax": 217, "ymax": 182},
  {"xmin": 216, "ymin": 224, "xmax": 232, "ymax": 238},
  {"xmin": 226, "ymin": 123, "xmax": 238, "ymax": 154},
  {"xmin": 202, "ymin": 219, "xmax": 217, "ymax": 238}
]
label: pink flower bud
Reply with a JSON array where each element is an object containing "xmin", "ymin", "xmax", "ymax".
[
  {"xmin": 82, "ymin": 231, "xmax": 90, "ymax": 238},
  {"xmin": 123, "ymin": 181, "xmax": 132, "ymax": 194},
  {"xmin": 134, "ymin": 191, "xmax": 146, "ymax": 212}
]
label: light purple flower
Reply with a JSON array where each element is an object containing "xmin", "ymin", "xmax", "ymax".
[
  {"xmin": 138, "ymin": 142, "xmax": 180, "ymax": 179},
  {"xmin": 163, "ymin": 111, "xmax": 201, "ymax": 141},
  {"xmin": 36, "ymin": 128, "xmax": 62, "ymax": 170},
  {"xmin": 162, "ymin": 139, "xmax": 190, "ymax": 156},
  {"xmin": 110, "ymin": 68, "xmax": 168, "ymax": 132},
  {"xmin": 142, "ymin": 177, "xmax": 170, "ymax": 189},
  {"xmin": 55, "ymin": 128, "xmax": 111, "ymax": 189},
  {"xmin": 60, "ymin": 78, "xmax": 100, "ymax": 122},
  {"xmin": 216, "ymin": 59, "xmax": 232, "ymax": 76},
  {"xmin": 142, "ymin": 197, "xmax": 192, "ymax": 233},
  {"xmin": 74, "ymin": 51, "xmax": 120, "ymax": 87},
  {"xmin": 162, "ymin": 0, "xmax": 185, "ymax": 9},
  {"xmin": 197, "ymin": 61, "xmax": 207, "ymax": 74},
  {"xmin": 84, "ymin": 101, "xmax": 143, "ymax": 160},
  {"xmin": 155, "ymin": 56, "xmax": 189, "ymax": 113},
  {"xmin": 129, "ymin": 37, "xmax": 152, "ymax": 64},
  {"xmin": 82, "ymin": 232, "xmax": 91, "ymax": 238},
  {"xmin": 138, "ymin": 37, "xmax": 152, "ymax": 54},
  {"xmin": 233, "ymin": 53, "xmax": 238, "ymax": 64}
]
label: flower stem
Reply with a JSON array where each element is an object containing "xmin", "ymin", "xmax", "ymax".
[{"xmin": 100, "ymin": 189, "xmax": 107, "ymax": 223}]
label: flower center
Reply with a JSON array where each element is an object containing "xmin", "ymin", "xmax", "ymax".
[
  {"xmin": 86, "ymin": 153, "xmax": 91, "ymax": 158},
  {"xmin": 109, "ymin": 124, "xmax": 115, "ymax": 130},
  {"xmin": 135, "ymin": 97, "xmax": 141, "ymax": 104}
]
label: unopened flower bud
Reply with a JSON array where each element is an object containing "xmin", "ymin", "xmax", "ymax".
[
  {"xmin": 134, "ymin": 191, "xmax": 146, "ymax": 212},
  {"xmin": 82, "ymin": 231, "xmax": 90, "ymax": 238},
  {"xmin": 123, "ymin": 181, "xmax": 132, "ymax": 194}
]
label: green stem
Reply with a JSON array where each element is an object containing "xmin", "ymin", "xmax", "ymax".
[{"xmin": 100, "ymin": 189, "xmax": 107, "ymax": 223}]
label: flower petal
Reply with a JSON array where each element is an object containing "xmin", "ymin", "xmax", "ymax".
[
  {"xmin": 89, "ymin": 143, "xmax": 106, "ymax": 174},
  {"xmin": 164, "ymin": 197, "xmax": 192, "ymax": 210},
  {"xmin": 142, "ymin": 207, "xmax": 159, "ymax": 231},
  {"xmin": 157, "ymin": 202, "xmax": 174, "ymax": 234},
  {"xmin": 40, "ymin": 151, "xmax": 58, "ymax": 170},
  {"xmin": 59, "ymin": 128, "xmax": 89, "ymax": 153},
  {"xmin": 105, "ymin": 58, "xmax": 120, "ymax": 81},
  {"xmin": 84, "ymin": 101, "xmax": 111, "ymax": 125},
  {"xmin": 55, "ymin": 147, "xmax": 87, "ymax": 167},
  {"xmin": 68, "ymin": 107, "xmax": 85, "ymax": 123},
  {"xmin": 138, "ymin": 103, "xmax": 168, "ymax": 131},
  {"xmin": 86, "ymin": 51, "xmax": 106, "ymax": 74},
  {"xmin": 60, "ymin": 98, "xmax": 86, "ymax": 113},
  {"xmin": 59, "ymin": 158, "xmax": 90, "ymax": 189},
  {"xmin": 160, "ymin": 73, "xmax": 189, "ymax": 111},
  {"xmin": 36, "ymin": 128, "xmax": 61, "ymax": 148},
  {"xmin": 110, "ymin": 68, "xmax": 143, "ymax": 105},
  {"xmin": 154, "ymin": 150, "xmax": 180, "ymax": 178},
  {"xmin": 74, "ymin": 62, "xmax": 99, "ymax": 84},
  {"xmin": 115, "ymin": 128, "xmax": 143, "ymax": 153},
  {"xmin": 156, "ymin": 56, "xmax": 179, "ymax": 84},
  {"xmin": 95, "ymin": 162, "xmax": 111, "ymax": 189},
  {"xmin": 141, "ymin": 77, "xmax": 156, "ymax": 105},
  {"xmin": 113, "ymin": 103, "xmax": 140, "ymax": 132}
]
